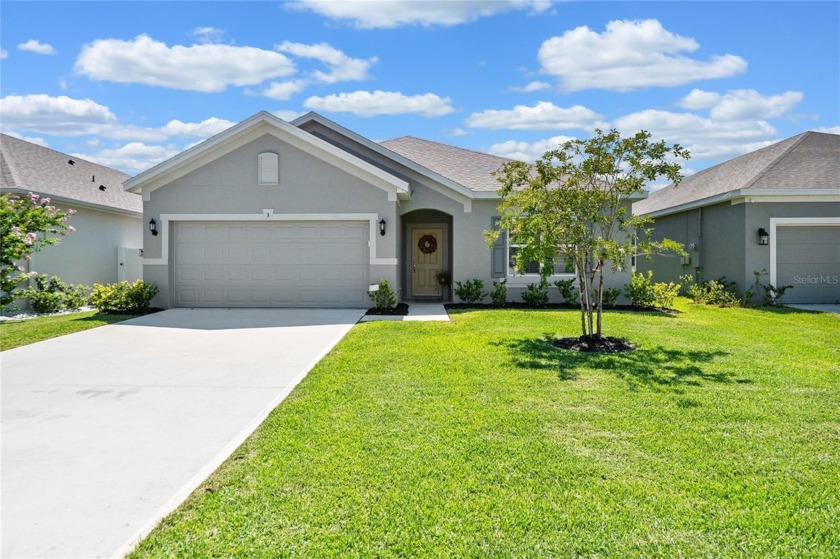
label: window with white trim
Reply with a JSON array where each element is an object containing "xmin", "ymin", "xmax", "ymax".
[
  {"xmin": 258, "ymin": 152, "xmax": 278, "ymax": 185},
  {"xmin": 507, "ymin": 241, "xmax": 574, "ymax": 278}
]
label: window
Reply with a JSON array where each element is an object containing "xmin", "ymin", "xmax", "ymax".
[
  {"xmin": 507, "ymin": 242, "xmax": 574, "ymax": 278},
  {"xmin": 258, "ymin": 152, "xmax": 278, "ymax": 185}
]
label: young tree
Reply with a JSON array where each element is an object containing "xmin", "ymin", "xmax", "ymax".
[
  {"xmin": 487, "ymin": 129, "xmax": 689, "ymax": 339},
  {"xmin": 1, "ymin": 193, "xmax": 74, "ymax": 310}
]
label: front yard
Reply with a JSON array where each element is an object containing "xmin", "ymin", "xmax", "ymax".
[
  {"xmin": 0, "ymin": 311, "xmax": 142, "ymax": 350},
  {"xmin": 131, "ymin": 302, "xmax": 839, "ymax": 558}
]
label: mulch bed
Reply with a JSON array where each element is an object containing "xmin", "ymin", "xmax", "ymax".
[
  {"xmin": 365, "ymin": 303, "xmax": 410, "ymax": 316},
  {"xmin": 552, "ymin": 335, "xmax": 635, "ymax": 353}
]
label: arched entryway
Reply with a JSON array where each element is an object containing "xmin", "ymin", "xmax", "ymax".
[{"xmin": 402, "ymin": 209, "xmax": 453, "ymax": 301}]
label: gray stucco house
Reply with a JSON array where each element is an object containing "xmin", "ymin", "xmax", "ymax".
[
  {"xmin": 1, "ymin": 134, "xmax": 144, "ymax": 291},
  {"xmin": 125, "ymin": 111, "xmax": 638, "ymax": 309},
  {"xmin": 634, "ymin": 131, "xmax": 840, "ymax": 304}
]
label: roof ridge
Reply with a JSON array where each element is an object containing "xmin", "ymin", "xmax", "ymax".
[
  {"xmin": 743, "ymin": 132, "xmax": 811, "ymax": 190},
  {"xmin": 384, "ymin": 135, "xmax": 512, "ymax": 162}
]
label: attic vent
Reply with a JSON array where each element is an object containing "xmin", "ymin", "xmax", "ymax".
[
  {"xmin": 258, "ymin": 152, "xmax": 279, "ymax": 186},
  {"xmin": 68, "ymin": 159, "xmax": 75, "ymax": 165},
  {"xmin": 99, "ymin": 185, "xmax": 106, "ymax": 191}
]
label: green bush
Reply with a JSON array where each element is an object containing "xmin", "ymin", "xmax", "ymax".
[
  {"xmin": 454, "ymin": 279, "xmax": 486, "ymax": 304},
  {"xmin": 25, "ymin": 274, "xmax": 89, "ymax": 313},
  {"xmin": 368, "ymin": 280, "xmax": 397, "ymax": 309},
  {"xmin": 553, "ymin": 278, "xmax": 579, "ymax": 305},
  {"xmin": 602, "ymin": 287, "xmax": 622, "ymax": 308},
  {"xmin": 625, "ymin": 271, "xmax": 680, "ymax": 308},
  {"xmin": 682, "ymin": 275, "xmax": 740, "ymax": 307},
  {"xmin": 490, "ymin": 279, "xmax": 507, "ymax": 306},
  {"xmin": 90, "ymin": 280, "xmax": 158, "ymax": 313},
  {"xmin": 521, "ymin": 280, "xmax": 549, "ymax": 306}
]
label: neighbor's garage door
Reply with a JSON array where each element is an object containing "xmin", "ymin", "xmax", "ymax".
[
  {"xmin": 173, "ymin": 221, "xmax": 369, "ymax": 307},
  {"xmin": 776, "ymin": 225, "xmax": 840, "ymax": 304}
]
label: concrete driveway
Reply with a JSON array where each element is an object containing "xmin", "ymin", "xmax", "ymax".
[{"xmin": 1, "ymin": 308, "xmax": 364, "ymax": 559}]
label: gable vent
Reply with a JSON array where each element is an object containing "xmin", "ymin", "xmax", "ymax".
[{"xmin": 258, "ymin": 152, "xmax": 279, "ymax": 185}]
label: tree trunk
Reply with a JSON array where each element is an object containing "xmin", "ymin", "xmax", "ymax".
[
  {"xmin": 584, "ymin": 262, "xmax": 594, "ymax": 337},
  {"xmin": 595, "ymin": 259, "xmax": 605, "ymax": 338},
  {"xmin": 576, "ymin": 265, "xmax": 587, "ymax": 337}
]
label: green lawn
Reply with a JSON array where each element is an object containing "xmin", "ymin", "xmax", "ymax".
[
  {"xmin": 131, "ymin": 301, "xmax": 839, "ymax": 558},
  {"xmin": 0, "ymin": 310, "xmax": 142, "ymax": 350}
]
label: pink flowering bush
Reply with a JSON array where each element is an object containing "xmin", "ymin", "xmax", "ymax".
[{"xmin": 1, "ymin": 192, "xmax": 74, "ymax": 310}]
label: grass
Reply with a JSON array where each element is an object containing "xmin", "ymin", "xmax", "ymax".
[
  {"xmin": 0, "ymin": 310, "xmax": 142, "ymax": 350},
  {"xmin": 130, "ymin": 301, "xmax": 839, "ymax": 558}
]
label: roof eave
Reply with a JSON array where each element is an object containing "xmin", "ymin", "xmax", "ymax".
[
  {"xmin": 0, "ymin": 186, "xmax": 142, "ymax": 217},
  {"xmin": 635, "ymin": 188, "xmax": 840, "ymax": 218}
]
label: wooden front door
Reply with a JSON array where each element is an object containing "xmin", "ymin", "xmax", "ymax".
[{"xmin": 411, "ymin": 227, "xmax": 444, "ymax": 297}]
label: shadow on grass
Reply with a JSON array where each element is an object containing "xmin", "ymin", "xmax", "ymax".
[{"xmin": 501, "ymin": 336, "xmax": 733, "ymax": 390}]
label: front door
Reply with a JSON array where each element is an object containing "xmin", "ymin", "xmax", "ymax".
[{"xmin": 412, "ymin": 227, "xmax": 444, "ymax": 297}]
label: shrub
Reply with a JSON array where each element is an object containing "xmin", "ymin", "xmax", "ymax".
[
  {"xmin": 454, "ymin": 279, "xmax": 486, "ymax": 304},
  {"xmin": 521, "ymin": 280, "xmax": 549, "ymax": 306},
  {"xmin": 602, "ymin": 287, "xmax": 622, "ymax": 308},
  {"xmin": 25, "ymin": 274, "xmax": 89, "ymax": 313},
  {"xmin": 762, "ymin": 283, "xmax": 793, "ymax": 306},
  {"xmin": 368, "ymin": 280, "xmax": 396, "ymax": 309},
  {"xmin": 682, "ymin": 275, "xmax": 739, "ymax": 307},
  {"xmin": 553, "ymin": 278, "xmax": 579, "ymax": 305},
  {"xmin": 90, "ymin": 280, "xmax": 159, "ymax": 313},
  {"xmin": 490, "ymin": 279, "xmax": 507, "ymax": 306},
  {"xmin": 624, "ymin": 271, "xmax": 655, "ymax": 306},
  {"xmin": 651, "ymin": 281, "xmax": 680, "ymax": 309}
]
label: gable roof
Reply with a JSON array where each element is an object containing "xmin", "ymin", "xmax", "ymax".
[
  {"xmin": 635, "ymin": 131, "xmax": 840, "ymax": 217},
  {"xmin": 0, "ymin": 134, "xmax": 141, "ymax": 215},
  {"xmin": 379, "ymin": 136, "xmax": 511, "ymax": 193},
  {"xmin": 125, "ymin": 111, "xmax": 409, "ymax": 200}
]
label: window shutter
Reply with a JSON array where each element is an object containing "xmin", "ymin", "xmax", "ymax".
[
  {"xmin": 258, "ymin": 152, "xmax": 278, "ymax": 185},
  {"xmin": 490, "ymin": 216, "xmax": 507, "ymax": 278}
]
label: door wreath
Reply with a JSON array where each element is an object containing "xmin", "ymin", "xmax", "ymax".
[{"xmin": 418, "ymin": 234, "xmax": 438, "ymax": 254}]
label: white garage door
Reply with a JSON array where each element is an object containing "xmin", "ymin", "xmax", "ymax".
[
  {"xmin": 173, "ymin": 221, "xmax": 369, "ymax": 308},
  {"xmin": 776, "ymin": 225, "xmax": 840, "ymax": 304}
]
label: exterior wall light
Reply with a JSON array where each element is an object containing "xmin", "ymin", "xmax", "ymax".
[
  {"xmin": 758, "ymin": 228, "xmax": 769, "ymax": 245},
  {"xmin": 379, "ymin": 218, "xmax": 386, "ymax": 236},
  {"xmin": 149, "ymin": 218, "xmax": 158, "ymax": 236}
]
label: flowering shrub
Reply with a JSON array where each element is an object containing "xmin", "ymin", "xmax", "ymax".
[
  {"xmin": 26, "ymin": 274, "xmax": 89, "ymax": 313},
  {"xmin": 90, "ymin": 280, "xmax": 159, "ymax": 313},
  {"xmin": 1, "ymin": 193, "xmax": 74, "ymax": 310}
]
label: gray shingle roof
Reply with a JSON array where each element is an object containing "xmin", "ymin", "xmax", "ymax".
[
  {"xmin": 379, "ymin": 136, "xmax": 512, "ymax": 192},
  {"xmin": 635, "ymin": 131, "xmax": 840, "ymax": 215},
  {"xmin": 0, "ymin": 134, "xmax": 141, "ymax": 214}
]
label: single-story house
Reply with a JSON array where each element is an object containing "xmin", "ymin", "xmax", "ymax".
[
  {"xmin": 634, "ymin": 131, "xmax": 840, "ymax": 304},
  {"xmin": 1, "ymin": 134, "xmax": 144, "ymax": 290},
  {"xmin": 124, "ymin": 111, "xmax": 641, "ymax": 309}
]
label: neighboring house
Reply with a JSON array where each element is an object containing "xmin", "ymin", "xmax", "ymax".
[
  {"xmin": 634, "ymin": 131, "xmax": 840, "ymax": 304},
  {"xmin": 124, "ymin": 111, "xmax": 641, "ymax": 309},
  {"xmin": 1, "ymin": 134, "xmax": 144, "ymax": 290}
]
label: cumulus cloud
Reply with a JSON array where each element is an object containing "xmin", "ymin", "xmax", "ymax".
[
  {"xmin": 74, "ymin": 35, "xmax": 295, "ymax": 92},
  {"xmin": 78, "ymin": 142, "xmax": 181, "ymax": 174},
  {"xmin": 677, "ymin": 88, "xmax": 804, "ymax": 120},
  {"xmin": 258, "ymin": 80, "xmax": 308, "ymax": 100},
  {"xmin": 275, "ymin": 41, "xmax": 376, "ymax": 83},
  {"xmin": 304, "ymin": 90, "xmax": 454, "ymax": 117},
  {"xmin": 538, "ymin": 19, "xmax": 747, "ymax": 91},
  {"xmin": 272, "ymin": 109, "xmax": 305, "ymax": 122},
  {"xmin": 289, "ymin": 0, "xmax": 552, "ymax": 29},
  {"xmin": 510, "ymin": 81, "xmax": 551, "ymax": 93},
  {"xmin": 813, "ymin": 125, "xmax": 840, "ymax": 135},
  {"xmin": 485, "ymin": 135, "xmax": 577, "ymax": 161},
  {"xmin": 192, "ymin": 26, "xmax": 225, "ymax": 44},
  {"xmin": 4, "ymin": 131, "xmax": 50, "ymax": 147},
  {"xmin": 466, "ymin": 101, "xmax": 602, "ymax": 130},
  {"xmin": 17, "ymin": 39, "xmax": 56, "ymax": 55}
]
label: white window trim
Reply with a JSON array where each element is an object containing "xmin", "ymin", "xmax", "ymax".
[
  {"xmin": 506, "ymin": 240, "xmax": 575, "ymax": 285},
  {"xmin": 769, "ymin": 217, "xmax": 840, "ymax": 286},
  {"xmin": 142, "ymin": 212, "xmax": 397, "ymax": 266}
]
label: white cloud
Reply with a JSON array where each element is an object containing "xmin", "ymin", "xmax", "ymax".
[
  {"xmin": 0, "ymin": 49, "xmax": 8, "ymax": 59},
  {"xmin": 677, "ymin": 88, "xmax": 804, "ymax": 120},
  {"xmin": 813, "ymin": 126, "xmax": 840, "ymax": 135},
  {"xmin": 272, "ymin": 109, "xmax": 305, "ymax": 122},
  {"xmin": 510, "ymin": 81, "xmax": 550, "ymax": 93},
  {"xmin": 78, "ymin": 142, "xmax": 180, "ymax": 174},
  {"xmin": 304, "ymin": 90, "xmax": 454, "ymax": 117},
  {"xmin": 448, "ymin": 128, "xmax": 469, "ymax": 137},
  {"xmin": 17, "ymin": 39, "xmax": 56, "ymax": 55},
  {"xmin": 275, "ymin": 41, "xmax": 376, "ymax": 83},
  {"xmin": 485, "ymin": 135, "xmax": 577, "ymax": 161},
  {"xmin": 289, "ymin": 0, "xmax": 552, "ymax": 29},
  {"xmin": 75, "ymin": 35, "xmax": 295, "ymax": 92},
  {"xmin": 466, "ymin": 101, "xmax": 602, "ymax": 130},
  {"xmin": 159, "ymin": 117, "xmax": 235, "ymax": 138},
  {"xmin": 192, "ymin": 26, "xmax": 225, "ymax": 44},
  {"xmin": 4, "ymin": 131, "xmax": 49, "ymax": 147},
  {"xmin": 538, "ymin": 19, "xmax": 747, "ymax": 91},
  {"xmin": 258, "ymin": 80, "xmax": 307, "ymax": 100}
]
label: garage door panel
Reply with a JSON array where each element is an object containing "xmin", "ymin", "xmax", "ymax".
[
  {"xmin": 776, "ymin": 225, "xmax": 840, "ymax": 304},
  {"xmin": 173, "ymin": 221, "xmax": 370, "ymax": 308}
]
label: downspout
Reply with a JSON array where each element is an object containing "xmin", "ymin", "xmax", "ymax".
[{"xmin": 697, "ymin": 207, "xmax": 704, "ymax": 283}]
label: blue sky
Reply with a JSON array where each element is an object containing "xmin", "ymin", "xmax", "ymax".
[{"xmin": 1, "ymin": 1, "xmax": 838, "ymax": 178}]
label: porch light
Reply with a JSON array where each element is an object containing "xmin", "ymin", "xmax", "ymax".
[
  {"xmin": 379, "ymin": 218, "xmax": 386, "ymax": 236},
  {"xmin": 758, "ymin": 227, "xmax": 769, "ymax": 245},
  {"xmin": 149, "ymin": 218, "xmax": 158, "ymax": 236}
]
